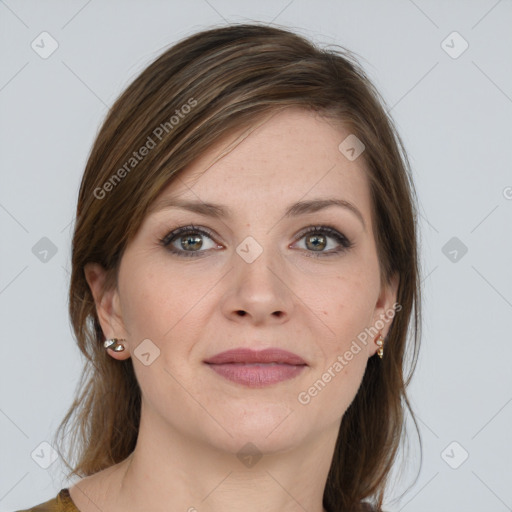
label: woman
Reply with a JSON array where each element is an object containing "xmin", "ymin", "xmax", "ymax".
[{"xmin": 18, "ymin": 23, "xmax": 421, "ymax": 512}]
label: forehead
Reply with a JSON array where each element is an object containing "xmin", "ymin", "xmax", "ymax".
[{"xmin": 152, "ymin": 108, "xmax": 372, "ymax": 222}]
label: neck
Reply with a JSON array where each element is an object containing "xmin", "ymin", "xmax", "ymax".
[{"xmin": 105, "ymin": 400, "xmax": 339, "ymax": 512}]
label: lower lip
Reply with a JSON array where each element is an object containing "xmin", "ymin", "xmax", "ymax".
[{"xmin": 205, "ymin": 363, "xmax": 306, "ymax": 387}]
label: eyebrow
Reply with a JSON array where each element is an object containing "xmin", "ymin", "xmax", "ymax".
[{"xmin": 149, "ymin": 197, "xmax": 366, "ymax": 230}]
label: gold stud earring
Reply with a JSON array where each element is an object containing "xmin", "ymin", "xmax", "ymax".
[
  {"xmin": 376, "ymin": 333, "xmax": 384, "ymax": 359},
  {"xmin": 104, "ymin": 338, "xmax": 126, "ymax": 352}
]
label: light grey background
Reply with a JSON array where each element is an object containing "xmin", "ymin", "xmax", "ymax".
[{"xmin": 1, "ymin": 1, "xmax": 511, "ymax": 511}]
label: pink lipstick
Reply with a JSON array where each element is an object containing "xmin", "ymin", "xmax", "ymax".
[{"xmin": 204, "ymin": 348, "xmax": 307, "ymax": 387}]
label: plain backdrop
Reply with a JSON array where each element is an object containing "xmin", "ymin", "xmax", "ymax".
[{"xmin": 1, "ymin": 1, "xmax": 511, "ymax": 511}]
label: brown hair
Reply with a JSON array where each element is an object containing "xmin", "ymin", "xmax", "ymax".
[{"xmin": 54, "ymin": 22, "xmax": 422, "ymax": 512}]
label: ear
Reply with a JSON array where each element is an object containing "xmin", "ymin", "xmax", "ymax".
[
  {"xmin": 367, "ymin": 272, "xmax": 400, "ymax": 357},
  {"xmin": 84, "ymin": 262, "xmax": 131, "ymax": 361}
]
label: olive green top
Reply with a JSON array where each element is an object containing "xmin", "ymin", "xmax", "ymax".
[
  {"xmin": 15, "ymin": 489, "xmax": 78, "ymax": 512},
  {"xmin": 16, "ymin": 488, "xmax": 378, "ymax": 511}
]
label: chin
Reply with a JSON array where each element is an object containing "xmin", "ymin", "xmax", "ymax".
[{"xmin": 205, "ymin": 409, "xmax": 306, "ymax": 453}]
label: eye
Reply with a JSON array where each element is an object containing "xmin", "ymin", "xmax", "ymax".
[
  {"xmin": 160, "ymin": 223, "xmax": 353, "ymax": 258},
  {"xmin": 160, "ymin": 225, "xmax": 221, "ymax": 257},
  {"xmin": 292, "ymin": 225, "xmax": 353, "ymax": 257}
]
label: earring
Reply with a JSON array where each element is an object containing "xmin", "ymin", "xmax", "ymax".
[
  {"xmin": 376, "ymin": 333, "xmax": 384, "ymax": 359},
  {"xmin": 104, "ymin": 338, "xmax": 126, "ymax": 352}
]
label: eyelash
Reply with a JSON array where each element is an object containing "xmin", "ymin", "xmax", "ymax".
[{"xmin": 159, "ymin": 224, "xmax": 354, "ymax": 258}]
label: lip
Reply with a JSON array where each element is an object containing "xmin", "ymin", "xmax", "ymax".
[
  {"xmin": 204, "ymin": 348, "xmax": 308, "ymax": 388},
  {"xmin": 204, "ymin": 348, "xmax": 307, "ymax": 365}
]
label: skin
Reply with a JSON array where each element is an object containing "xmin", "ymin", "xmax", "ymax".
[{"xmin": 72, "ymin": 108, "xmax": 398, "ymax": 512}]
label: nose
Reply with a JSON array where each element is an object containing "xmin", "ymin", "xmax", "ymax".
[{"xmin": 220, "ymin": 244, "xmax": 295, "ymax": 326}]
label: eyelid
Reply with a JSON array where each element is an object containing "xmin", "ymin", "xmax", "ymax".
[{"xmin": 293, "ymin": 224, "xmax": 350, "ymax": 242}]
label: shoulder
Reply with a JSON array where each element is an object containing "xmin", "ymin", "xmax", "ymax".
[{"xmin": 14, "ymin": 489, "xmax": 78, "ymax": 512}]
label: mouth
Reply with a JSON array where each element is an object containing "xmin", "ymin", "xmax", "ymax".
[{"xmin": 204, "ymin": 348, "xmax": 307, "ymax": 387}]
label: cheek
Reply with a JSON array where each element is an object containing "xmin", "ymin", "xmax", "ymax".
[
  {"xmin": 121, "ymin": 274, "xmax": 165, "ymax": 332},
  {"xmin": 118, "ymin": 259, "xmax": 181, "ymax": 342},
  {"xmin": 298, "ymin": 345, "xmax": 368, "ymax": 424},
  {"xmin": 119, "ymin": 258, "xmax": 216, "ymax": 355},
  {"xmin": 318, "ymin": 268, "xmax": 378, "ymax": 342}
]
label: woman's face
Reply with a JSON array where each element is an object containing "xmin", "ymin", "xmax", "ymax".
[{"xmin": 87, "ymin": 108, "xmax": 398, "ymax": 455}]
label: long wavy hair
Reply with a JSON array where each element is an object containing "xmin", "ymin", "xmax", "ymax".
[{"xmin": 54, "ymin": 23, "xmax": 422, "ymax": 512}]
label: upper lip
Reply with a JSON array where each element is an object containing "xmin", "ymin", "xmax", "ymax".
[{"xmin": 204, "ymin": 348, "xmax": 307, "ymax": 365}]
